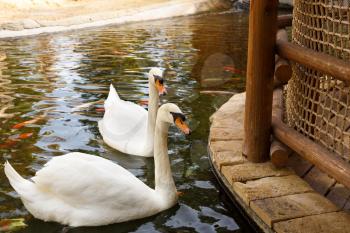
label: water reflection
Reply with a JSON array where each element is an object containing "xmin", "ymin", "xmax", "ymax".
[{"xmin": 0, "ymin": 12, "xmax": 250, "ymax": 232}]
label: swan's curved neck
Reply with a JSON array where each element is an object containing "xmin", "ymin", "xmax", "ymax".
[
  {"xmin": 154, "ymin": 115, "xmax": 177, "ymax": 202},
  {"xmin": 146, "ymin": 77, "xmax": 160, "ymax": 143}
]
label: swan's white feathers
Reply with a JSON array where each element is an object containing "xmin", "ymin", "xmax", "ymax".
[
  {"xmin": 99, "ymin": 84, "xmax": 152, "ymax": 156},
  {"xmin": 4, "ymin": 161, "xmax": 34, "ymax": 198},
  {"xmin": 9, "ymin": 153, "xmax": 161, "ymax": 226},
  {"xmin": 104, "ymin": 84, "xmax": 120, "ymax": 108},
  {"xmin": 3, "ymin": 102, "xmax": 185, "ymax": 227},
  {"xmin": 102, "ymin": 84, "xmax": 147, "ymax": 135}
]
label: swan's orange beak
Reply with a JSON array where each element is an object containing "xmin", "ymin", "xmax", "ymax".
[
  {"xmin": 175, "ymin": 118, "xmax": 191, "ymax": 135},
  {"xmin": 155, "ymin": 79, "xmax": 167, "ymax": 96}
]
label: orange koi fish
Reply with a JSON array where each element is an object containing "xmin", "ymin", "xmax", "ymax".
[
  {"xmin": 0, "ymin": 133, "xmax": 33, "ymax": 149},
  {"xmin": 138, "ymin": 99, "xmax": 149, "ymax": 106},
  {"xmin": 223, "ymin": 66, "xmax": 243, "ymax": 75},
  {"xmin": 17, "ymin": 133, "xmax": 33, "ymax": 139},
  {"xmin": 95, "ymin": 108, "xmax": 105, "ymax": 112},
  {"xmin": 12, "ymin": 114, "xmax": 46, "ymax": 129}
]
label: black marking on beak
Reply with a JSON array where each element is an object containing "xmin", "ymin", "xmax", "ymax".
[
  {"xmin": 154, "ymin": 75, "xmax": 164, "ymax": 84},
  {"xmin": 170, "ymin": 112, "xmax": 186, "ymax": 122}
]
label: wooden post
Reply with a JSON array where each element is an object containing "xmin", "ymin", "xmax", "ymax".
[{"xmin": 244, "ymin": 0, "xmax": 278, "ymax": 162}]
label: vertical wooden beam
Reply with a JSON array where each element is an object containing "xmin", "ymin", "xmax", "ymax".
[{"xmin": 244, "ymin": 0, "xmax": 278, "ymax": 162}]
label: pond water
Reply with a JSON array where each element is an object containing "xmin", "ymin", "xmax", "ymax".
[{"xmin": 0, "ymin": 11, "xmax": 250, "ymax": 233}]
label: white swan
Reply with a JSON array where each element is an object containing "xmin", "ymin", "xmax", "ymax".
[
  {"xmin": 4, "ymin": 103, "xmax": 190, "ymax": 227},
  {"xmin": 98, "ymin": 68, "xmax": 166, "ymax": 157}
]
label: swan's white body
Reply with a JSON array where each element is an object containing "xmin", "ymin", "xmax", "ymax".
[
  {"xmin": 98, "ymin": 68, "xmax": 163, "ymax": 157},
  {"xmin": 4, "ymin": 103, "xmax": 185, "ymax": 227}
]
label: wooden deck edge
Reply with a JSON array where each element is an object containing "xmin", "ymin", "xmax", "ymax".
[
  {"xmin": 208, "ymin": 92, "xmax": 350, "ymax": 233},
  {"xmin": 208, "ymin": 147, "xmax": 273, "ymax": 233}
]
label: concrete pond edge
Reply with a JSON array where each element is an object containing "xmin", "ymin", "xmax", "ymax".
[{"xmin": 0, "ymin": 0, "xmax": 231, "ymax": 39}]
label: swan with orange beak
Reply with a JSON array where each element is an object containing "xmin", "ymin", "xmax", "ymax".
[
  {"xmin": 98, "ymin": 68, "xmax": 167, "ymax": 157},
  {"xmin": 4, "ymin": 103, "xmax": 191, "ymax": 226}
]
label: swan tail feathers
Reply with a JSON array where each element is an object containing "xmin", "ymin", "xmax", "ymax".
[
  {"xmin": 105, "ymin": 84, "xmax": 120, "ymax": 108},
  {"xmin": 4, "ymin": 161, "xmax": 34, "ymax": 196}
]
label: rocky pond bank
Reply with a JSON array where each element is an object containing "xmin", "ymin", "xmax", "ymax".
[{"xmin": 0, "ymin": 0, "xmax": 231, "ymax": 38}]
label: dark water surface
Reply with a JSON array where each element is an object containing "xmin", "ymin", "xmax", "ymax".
[{"xmin": 0, "ymin": 12, "xmax": 249, "ymax": 232}]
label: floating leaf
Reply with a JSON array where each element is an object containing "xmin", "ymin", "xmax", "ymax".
[
  {"xmin": 72, "ymin": 100, "xmax": 103, "ymax": 111},
  {"xmin": 0, "ymin": 218, "xmax": 27, "ymax": 232},
  {"xmin": 12, "ymin": 114, "xmax": 46, "ymax": 129}
]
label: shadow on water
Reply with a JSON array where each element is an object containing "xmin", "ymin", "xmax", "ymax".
[{"xmin": 0, "ymin": 11, "xmax": 253, "ymax": 232}]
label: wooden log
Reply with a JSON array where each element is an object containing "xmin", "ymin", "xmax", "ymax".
[
  {"xmin": 270, "ymin": 139, "xmax": 289, "ymax": 168},
  {"xmin": 276, "ymin": 40, "xmax": 350, "ymax": 84},
  {"xmin": 244, "ymin": 0, "xmax": 278, "ymax": 162},
  {"xmin": 270, "ymin": 88, "xmax": 290, "ymax": 168},
  {"xmin": 277, "ymin": 14, "xmax": 292, "ymax": 28},
  {"xmin": 275, "ymin": 59, "xmax": 292, "ymax": 84},
  {"xmin": 273, "ymin": 78, "xmax": 284, "ymax": 88},
  {"xmin": 272, "ymin": 117, "xmax": 350, "ymax": 189},
  {"xmin": 274, "ymin": 30, "xmax": 292, "ymax": 86},
  {"xmin": 200, "ymin": 90, "xmax": 235, "ymax": 95},
  {"xmin": 272, "ymin": 88, "xmax": 283, "ymax": 119}
]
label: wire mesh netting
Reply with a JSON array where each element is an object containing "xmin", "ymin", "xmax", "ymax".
[{"xmin": 286, "ymin": 0, "xmax": 350, "ymax": 160}]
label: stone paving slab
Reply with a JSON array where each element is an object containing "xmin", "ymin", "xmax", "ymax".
[
  {"xmin": 210, "ymin": 106, "xmax": 239, "ymax": 120},
  {"xmin": 212, "ymin": 151, "xmax": 246, "ymax": 171},
  {"xmin": 222, "ymin": 162, "xmax": 293, "ymax": 184},
  {"xmin": 210, "ymin": 117, "xmax": 241, "ymax": 129},
  {"xmin": 304, "ymin": 167, "xmax": 336, "ymax": 195},
  {"xmin": 233, "ymin": 175, "xmax": 313, "ymax": 205},
  {"xmin": 344, "ymin": 200, "xmax": 350, "ymax": 213},
  {"xmin": 287, "ymin": 153, "xmax": 313, "ymax": 177},
  {"xmin": 210, "ymin": 93, "xmax": 245, "ymax": 124},
  {"xmin": 209, "ymin": 140, "xmax": 243, "ymax": 153},
  {"xmin": 209, "ymin": 126, "xmax": 244, "ymax": 141},
  {"xmin": 326, "ymin": 183, "xmax": 350, "ymax": 209},
  {"xmin": 250, "ymin": 192, "xmax": 339, "ymax": 227},
  {"xmin": 210, "ymin": 110, "xmax": 243, "ymax": 125},
  {"xmin": 273, "ymin": 212, "xmax": 350, "ymax": 233}
]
